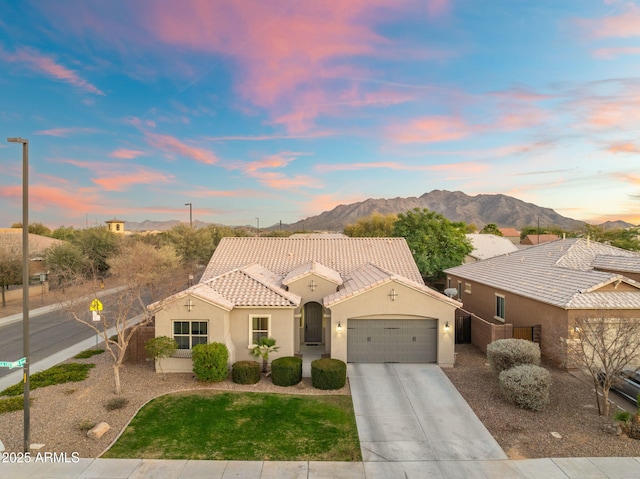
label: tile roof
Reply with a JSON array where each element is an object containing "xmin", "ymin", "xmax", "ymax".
[
  {"xmin": 282, "ymin": 261, "xmax": 343, "ymax": 286},
  {"xmin": 0, "ymin": 229, "xmax": 64, "ymax": 256},
  {"xmin": 445, "ymin": 238, "xmax": 640, "ymax": 309},
  {"xmin": 521, "ymin": 234, "xmax": 559, "ymax": 245},
  {"xmin": 466, "ymin": 234, "xmax": 519, "ymax": 260},
  {"xmin": 591, "ymin": 255, "xmax": 640, "ymax": 274},
  {"xmin": 202, "ymin": 237, "xmax": 423, "ymax": 284},
  {"xmin": 498, "ymin": 227, "xmax": 520, "ymax": 237},
  {"xmin": 324, "ymin": 263, "xmax": 461, "ymax": 308}
]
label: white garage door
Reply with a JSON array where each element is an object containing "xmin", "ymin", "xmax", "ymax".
[{"xmin": 347, "ymin": 319, "xmax": 437, "ymax": 363}]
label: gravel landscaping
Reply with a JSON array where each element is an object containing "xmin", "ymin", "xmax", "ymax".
[{"xmin": 444, "ymin": 344, "xmax": 640, "ymax": 459}]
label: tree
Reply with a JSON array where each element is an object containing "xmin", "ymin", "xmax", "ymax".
[
  {"xmin": 50, "ymin": 225, "xmax": 78, "ymax": 242},
  {"xmin": 164, "ymin": 224, "xmax": 215, "ymax": 267},
  {"xmin": 67, "ymin": 242, "xmax": 182, "ymax": 394},
  {"xmin": 392, "ymin": 208, "xmax": 473, "ymax": 281},
  {"xmin": 0, "ymin": 249, "xmax": 22, "ymax": 307},
  {"xmin": 343, "ymin": 212, "xmax": 397, "ymax": 237},
  {"xmin": 73, "ymin": 226, "xmax": 121, "ymax": 277},
  {"xmin": 567, "ymin": 317, "xmax": 640, "ymax": 417},
  {"xmin": 145, "ymin": 336, "xmax": 178, "ymax": 379},
  {"xmin": 250, "ymin": 337, "xmax": 280, "ymax": 373},
  {"xmin": 44, "ymin": 243, "xmax": 87, "ymax": 289},
  {"xmin": 10, "ymin": 222, "xmax": 52, "ymax": 236},
  {"xmin": 480, "ymin": 223, "xmax": 503, "ymax": 235}
]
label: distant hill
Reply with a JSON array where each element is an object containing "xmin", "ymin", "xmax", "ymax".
[
  {"xmin": 599, "ymin": 220, "xmax": 637, "ymax": 230},
  {"xmin": 282, "ymin": 190, "xmax": 587, "ymax": 232}
]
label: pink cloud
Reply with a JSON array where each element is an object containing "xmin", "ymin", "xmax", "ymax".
[
  {"xmin": 228, "ymin": 152, "xmax": 321, "ymax": 190},
  {"xmin": 62, "ymin": 159, "xmax": 174, "ymax": 191},
  {"xmin": 593, "ymin": 46, "xmax": 640, "ymax": 59},
  {"xmin": 574, "ymin": 6, "xmax": 640, "ymax": 39},
  {"xmin": 34, "ymin": 127, "xmax": 101, "ymax": 137},
  {"xmin": 1, "ymin": 47, "xmax": 104, "ymax": 95},
  {"xmin": 607, "ymin": 142, "xmax": 640, "ymax": 154},
  {"xmin": 0, "ymin": 183, "xmax": 103, "ymax": 215},
  {"xmin": 207, "ymin": 132, "xmax": 333, "ymax": 141},
  {"xmin": 389, "ymin": 115, "xmax": 477, "ymax": 143},
  {"xmin": 110, "ymin": 148, "xmax": 145, "ymax": 159},
  {"xmin": 144, "ymin": 132, "xmax": 218, "ymax": 165}
]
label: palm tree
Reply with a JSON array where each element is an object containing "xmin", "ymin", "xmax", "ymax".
[{"xmin": 250, "ymin": 337, "xmax": 280, "ymax": 373}]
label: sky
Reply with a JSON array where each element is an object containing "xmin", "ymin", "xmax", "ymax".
[{"xmin": 1, "ymin": 0, "xmax": 639, "ymax": 230}]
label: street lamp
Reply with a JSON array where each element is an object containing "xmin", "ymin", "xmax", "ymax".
[
  {"xmin": 7, "ymin": 137, "xmax": 30, "ymax": 453},
  {"xmin": 185, "ymin": 203, "xmax": 192, "ymax": 227},
  {"xmin": 256, "ymin": 217, "xmax": 260, "ymax": 237}
]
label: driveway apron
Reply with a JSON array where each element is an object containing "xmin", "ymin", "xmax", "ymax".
[{"xmin": 348, "ymin": 363, "xmax": 507, "ymax": 462}]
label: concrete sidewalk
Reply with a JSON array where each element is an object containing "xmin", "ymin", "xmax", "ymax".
[{"xmin": 1, "ymin": 457, "xmax": 640, "ymax": 478}]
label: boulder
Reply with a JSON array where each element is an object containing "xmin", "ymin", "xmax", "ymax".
[{"xmin": 87, "ymin": 422, "xmax": 110, "ymax": 439}]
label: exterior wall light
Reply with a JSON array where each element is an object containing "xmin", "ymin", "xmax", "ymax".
[
  {"xmin": 336, "ymin": 322, "xmax": 342, "ymax": 332},
  {"xmin": 444, "ymin": 321, "xmax": 450, "ymax": 332}
]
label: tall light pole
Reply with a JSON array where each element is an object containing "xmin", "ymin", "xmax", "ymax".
[
  {"xmin": 185, "ymin": 203, "xmax": 192, "ymax": 227},
  {"xmin": 7, "ymin": 137, "xmax": 30, "ymax": 453}
]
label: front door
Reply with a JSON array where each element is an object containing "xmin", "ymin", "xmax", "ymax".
[{"xmin": 304, "ymin": 302, "xmax": 323, "ymax": 343}]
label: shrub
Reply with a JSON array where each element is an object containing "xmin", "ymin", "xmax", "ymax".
[
  {"xmin": 78, "ymin": 419, "xmax": 97, "ymax": 431},
  {"xmin": 232, "ymin": 360, "xmax": 261, "ymax": 385},
  {"xmin": 0, "ymin": 396, "xmax": 25, "ymax": 414},
  {"xmin": 499, "ymin": 364, "xmax": 552, "ymax": 411},
  {"xmin": 271, "ymin": 356, "xmax": 302, "ymax": 387},
  {"xmin": 0, "ymin": 363, "xmax": 95, "ymax": 396},
  {"xmin": 105, "ymin": 397, "xmax": 129, "ymax": 411},
  {"xmin": 311, "ymin": 358, "xmax": 347, "ymax": 390},
  {"xmin": 145, "ymin": 336, "xmax": 178, "ymax": 378},
  {"xmin": 192, "ymin": 342, "xmax": 229, "ymax": 382},
  {"xmin": 74, "ymin": 348, "xmax": 105, "ymax": 359},
  {"xmin": 487, "ymin": 338, "xmax": 540, "ymax": 373}
]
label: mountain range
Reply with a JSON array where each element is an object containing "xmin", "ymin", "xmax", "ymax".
[{"xmin": 125, "ymin": 190, "xmax": 636, "ymax": 232}]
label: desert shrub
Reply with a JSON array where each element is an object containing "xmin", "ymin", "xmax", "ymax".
[
  {"xmin": 311, "ymin": 358, "xmax": 347, "ymax": 390},
  {"xmin": 271, "ymin": 356, "xmax": 302, "ymax": 387},
  {"xmin": 192, "ymin": 342, "xmax": 229, "ymax": 382},
  {"xmin": 74, "ymin": 348, "xmax": 105, "ymax": 359},
  {"xmin": 0, "ymin": 396, "xmax": 25, "ymax": 414},
  {"xmin": 499, "ymin": 364, "xmax": 552, "ymax": 411},
  {"xmin": 232, "ymin": 360, "xmax": 261, "ymax": 385},
  {"xmin": 0, "ymin": 363, "xmax": 95, "ymax": 396},
  {"xmin": 487, "ymin": 338, "xmax": 540, "ymax": 373},
  {"xmin": 105, "ymin": 397, "xmax": 129, "ymax": 411},
  {"xmin": 78, "ymin": 419, "xmax": 97, "ymax": 431}
]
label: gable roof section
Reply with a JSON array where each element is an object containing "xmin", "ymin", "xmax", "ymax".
[
  {"xmin": 466, "ymin": 234, "xmax": 519, "ymax": 260},
  {"xmin": 445, "ymin": 238, "xmax": 640, "ymax": 309},
  {"xmin": 282, "ymin": 260, "xmax": 343, "ymax": 286},
  {"xmin": 324, "ymin": 263, "xmax": 460, "ymax": 308},
  {"xmin": 591, "ymin": 255, "xmax": 640, "ymax": 274},
  {"xmin": 498, "ymin": 227, "xmax": 520, "ymax": 237},
  {"xmin": 202, "ymin": 237, "xmax": 423, "ymax": 284}
]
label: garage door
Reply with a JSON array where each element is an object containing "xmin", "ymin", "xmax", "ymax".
[{"xmin": 347, "ymin": 319, "xmax": 437, "ymax": 363}]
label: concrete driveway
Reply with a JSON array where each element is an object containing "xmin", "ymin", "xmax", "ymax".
[{"xmin": 348, "ymin": 363, "xmax": 507, "ymax": 462}]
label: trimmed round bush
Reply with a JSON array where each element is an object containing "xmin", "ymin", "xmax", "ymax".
[
  {"xmin": 232, "ymin": 360, "xmax": 261, "ymax": 385},
  {"xmin": 499, "ymin": 364, "xmax": 552, "ymax": 411},
  {"xmin": 311, "ymin": 358, "xmax": 346, "ymax": 390},
  {"xmin": 487, "ymin": 338, "xmax": 541, "ymax": 374},
  {"xmin": 271, "ymin": 356, "xmax": 302, "ymax": 387},
  {"xmin": 191, "ymin": 342, "xmax": 229, "ymax": 382}
]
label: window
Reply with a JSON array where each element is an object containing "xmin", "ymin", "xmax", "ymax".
[
  {"xmin": 249, "ymin": 315, "xmax": 270, "ymax": 345},
  {"xmin": 173, "ymin": 320, "xmax": 208, "ymax": 349},
  {"xmin": 447, "ymin": 277, "xmax": 451, "ymax": 289},
  {"xmin": 495, "ymin": 295, "xmax": 505, "ymax": 321},
  {"xmin": 116, "ymin": 224, "xmax": 120, "ymax": 231},
  {"xmin": 464, "ymin": 283, "xmax": 472, "ymax": 294},
  {"xmin": 457, "ymin": 281, "xmax": 462, "ymax": 299}
]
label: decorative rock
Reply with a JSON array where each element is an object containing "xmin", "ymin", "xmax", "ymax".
[
  {"xmin": 0, "ymin": 440, "xmax": 4, "ymax": 452},
  {"xmin": 550, "ymin": 431, "xmax": 562, "ymax": 439},
  {"xmin": 87, "ymin": 422, "xmax": 110, "ymax": 439},
  {"xmin": 30, "ymin": 443, "xmax": 45, "ymax": 450},
  {"xmin": 601, "ymin": 423, "xmax": 622, "ymax": 436}
]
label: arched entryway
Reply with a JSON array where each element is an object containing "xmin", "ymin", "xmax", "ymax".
[{"xmin": 304, "ymin": 302, "xmax": 323, "ymax": 343}]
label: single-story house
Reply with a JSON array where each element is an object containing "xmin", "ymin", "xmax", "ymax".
[
  {"xmin": 465, "ymin": 234, "xmax": 519, "ymax": 263},
  {"xmin": 149, "ymin": 236, "xmax": 460, "ymax": 373},
  {"xmin": 445, "ymin": 238, "xmax": 640, "ymax": 364},
  {"xmin": 498, "ymin": 227, "xmax": 520, "ymax": 244}
]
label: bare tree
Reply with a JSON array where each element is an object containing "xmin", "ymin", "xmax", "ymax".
[
  {"xmin": 567, "ymin": 317, "xmax": 640, "ymax": 417},
  {"xmin": 66, "ymin": 241, "xmax": 182, "ymax": 394},
  {"xmin": 0, "ymin": 248, "xmax": 22, "ymax": 307}
]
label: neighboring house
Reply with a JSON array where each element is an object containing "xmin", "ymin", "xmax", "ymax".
[
  {"xmin": 498, "ymin": 227, "xmax": 521, "ymax": 244},
  {"xmin": 521, "ymin": 234, "xmax": 559, "ymax": 245},
  {"xmin": 465, "ymin": 234, "xmax": 519, "ymax": 263},
  {"xmin": 105, "ymin": 218, "xmax": 126, "ymax": 234},
  {"xmin": 445, "ymin": 238, "xmax": 640, "ymax": 364},
  {"xmin": 149, "ymin": 236, "xmax": 460, "ymax": 372},
  {"xmin": 0, "ymin": 228, "xmax": 63, "ymax": 277}
]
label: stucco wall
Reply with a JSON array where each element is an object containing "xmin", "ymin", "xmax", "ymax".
[
  {"xmin": 288, "ymin": 273, "xmax": 337, "ymax": 347},
  {"xmin": 328, "ymin": 280, "xmax": 457, "ymax": 367}
]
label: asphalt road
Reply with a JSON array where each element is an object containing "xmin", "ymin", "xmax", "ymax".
[{"xmin": 0, "ymin": 292, "xmax": 149, "ymax": 379}]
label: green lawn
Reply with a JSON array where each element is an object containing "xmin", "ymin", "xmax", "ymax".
[{"xmin": 103, "ymin": 391, "xmax": 361, "ymax": 461}]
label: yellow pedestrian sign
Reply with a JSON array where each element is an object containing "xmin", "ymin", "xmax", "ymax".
[{"xmin": 89, "ymin": 298, "xmax": 103, "ymax": 312}]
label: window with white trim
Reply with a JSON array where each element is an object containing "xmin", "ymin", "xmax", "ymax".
[
  {"xmin": 249, "ymin": 315, "xmax": 270, "ymax": 345},
  {"xmin": 495, "ymin": 295, "xmax": 506, "ymax": 321},
  {"xmin": 464, "ymin": 283, "xmax": 472, "ymax": 294},
  {"xmin": 173, "ymin": 320, "xmax": 208, "ymax": 349}
]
